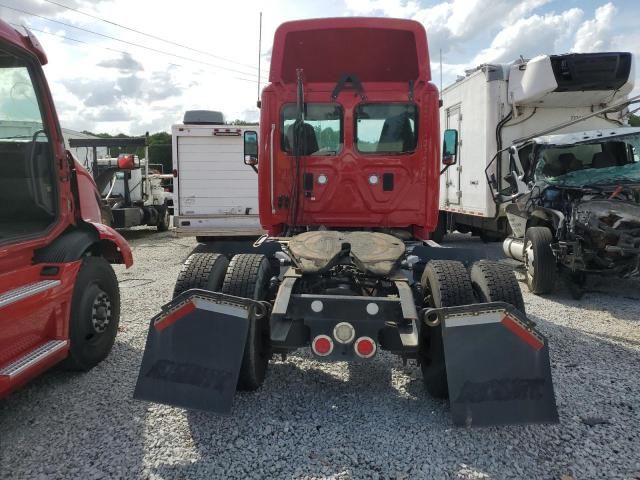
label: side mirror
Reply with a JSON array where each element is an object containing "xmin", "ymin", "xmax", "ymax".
[
  {"xmin": 442, "ymin": 129, "xmax": 458, "ymax": 166},
  {"xmin": 243, "ymin": 130, "xmax": 258, "ymax": 166}
]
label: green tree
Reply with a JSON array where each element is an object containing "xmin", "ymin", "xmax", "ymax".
[{"xmin": 629, "ymin": 114, "xmax": 640, "ymax": 127}]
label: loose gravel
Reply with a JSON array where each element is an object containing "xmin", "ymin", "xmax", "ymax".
[{"xmin": 1, "ymin": 231, "xmax": 639, "ymax": 479}]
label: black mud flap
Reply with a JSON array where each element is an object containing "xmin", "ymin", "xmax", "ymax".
[
  {"xmin": 425, "ymin": 302, "xmax": 558, "ymax": 427},
  {"xmin": 133, "ymin": 289, "xmax": 267, "ymax": 413}
]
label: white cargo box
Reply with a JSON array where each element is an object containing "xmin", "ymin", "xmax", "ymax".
[
  {"xmin": 172, "ymin": 124, "xmax": 263, "ymax": 237},
  {"xmin": 439, "ymin": 52, "xmax": 634, "ymax": 233}
]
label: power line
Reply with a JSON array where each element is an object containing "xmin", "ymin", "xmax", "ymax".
[
  {"xmin": 12, "ymin": 23, "xmax": 267, "ymax": 86},
  {"xmin": 0, "ymin": 3, "xmax": 260, "ymax": 79},
  {"xmin": 42, "ymin": 0, "xmax": 259, "ymax": 71}
]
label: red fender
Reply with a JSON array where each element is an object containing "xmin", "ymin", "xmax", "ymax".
[{"xmin": 87, "ymin": 222, "xmax": 134, "ymax": 268}]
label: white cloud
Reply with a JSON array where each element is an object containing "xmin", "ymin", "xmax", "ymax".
[
  {"xmin": 345, "ymin": 0, "xmax": 420, "ymax": 17},
  {"xmin": 4, "ymin": 0, "xmax": 638, "ymax": 135},
  {"xmin": 572, "ymin": 2, "xmax": 616, "ymax": 52},
  {"xmin": 471, "ymin": 8, "xmax": 583, "ymax": 64}
]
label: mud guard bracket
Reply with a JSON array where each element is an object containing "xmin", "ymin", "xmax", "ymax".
[
  {"xmin": 424, "ymin": 302, "xmax": 559, "ymax": 426},
  {"xmin": 134, "ymin": 290, "xmax": 267, "ymax": 413}
]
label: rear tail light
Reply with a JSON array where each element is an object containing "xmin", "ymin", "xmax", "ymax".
[
  {"xmin": 312, "ymin": 335, "xmax": 333, "ymax": 356},
  {"xmin": 117, "ymin": 153, "xmax": 136, "ymax": 170},
  {"xmin": 354, "ymin": 337, "xmax": 376, "ymax": 358}
]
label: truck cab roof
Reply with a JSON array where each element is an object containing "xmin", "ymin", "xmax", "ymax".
[{"xmin": 269, "ymin": 17, "xmax": 429, "ymax": 85}]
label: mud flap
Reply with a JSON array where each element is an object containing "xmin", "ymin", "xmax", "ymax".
[
  {"xmin": 133, "ymin": 289, "xmax": 266, "ymax": 413},
  {"xmin": 425, "ymin": 302, "xmax": 558, "ymax": 426}
]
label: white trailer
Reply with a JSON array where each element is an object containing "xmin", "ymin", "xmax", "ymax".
[
  {"xmin": 438, "ymin": 52, "xmax": 634, "ymax": 241},
  {"xmin": 172, "ymin": 112, "xmax": 262, "ymax": 239}
]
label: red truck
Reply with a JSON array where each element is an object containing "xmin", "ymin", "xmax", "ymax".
[
  {"xmin": 0, "ymin": 22, "xmax": 132, "ymax": 399},
  {"xmin": 135, "ymin": 18, "xmax": 558, "ymax": 426}
]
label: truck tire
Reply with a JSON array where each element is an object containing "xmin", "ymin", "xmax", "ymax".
[
  {"xmin": 523, "ymin": 226, "xmax": 556, "ymax": 294},
  {"xmin": 221, "ymin": 254, "xmax": 272, "ymax": 391},
  {"xmin": 173, "ymin": 253, "xmax": 229, "ymax": 298},
  {"xmin": 62, "ymin": 256, "xmax": 120, "ymax": 371},
  {"xmin": 156, "ymin": 204, "xmax": 170, "ymax": 232},
  {"xmin": 420, "ymin": 260, "xmax": 475, "ymax": 399},
  {"xmin": 470, "ymin": 261, "xmax": 525, "ymax": 314}
]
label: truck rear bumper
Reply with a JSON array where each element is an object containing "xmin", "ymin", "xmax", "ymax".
[{"xmin": 270, "ymin": 293, "xmax": 420, "ymax": 358}]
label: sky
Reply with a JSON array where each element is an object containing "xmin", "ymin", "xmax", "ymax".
[{"xmin": 0, "ymin": 0, "xmax": 637, "ymax": 135}]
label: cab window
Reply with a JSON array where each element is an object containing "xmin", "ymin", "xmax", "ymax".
[
  {"xmin": 0, "ymin": 47, "xmax": 56, "ymax": 243},
  {"xmin": 281, "ymin": 103, "xmax": 343, "ymax": 155},
  {"xmin": 355, "ymin": 103, "xmax": 417, "ymax": 154}
]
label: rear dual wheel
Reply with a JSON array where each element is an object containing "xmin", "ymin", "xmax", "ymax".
[
  {"xmin": 420, "ymin": 260, "xmax": 475, "ymax": 398},
  {"xmin": 419, "ymin": 260, "xmax": 524, "ymax": 399},
  {"xmin": 172, "ymin": 252, "xmax": 272, "ymax": 391},
  {"xmin": 222, "ymin": 254, "xmax": 272, "ymax": 391}
]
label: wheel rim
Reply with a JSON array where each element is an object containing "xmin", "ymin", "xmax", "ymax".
[
  {"xmin": 524, "ymin": 241, "xmax": 535, "ymax": 283},
  {"xmin": 90, "ymin": 290, "xmax": 112, "ymax": 335}
]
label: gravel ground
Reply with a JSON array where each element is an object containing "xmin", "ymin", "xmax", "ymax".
[{"xmin": 1, "ymin": 230, "xmax": 639, "ymax": 479}]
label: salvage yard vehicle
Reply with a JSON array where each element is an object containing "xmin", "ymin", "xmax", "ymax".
[
  {"xmin": 0, "ymin": 22, "xmax": 132, "ymax": 399},
  {"xmin": 69, "ymin": 136, "xmax": 173, "ymax": 231},
  {"xmin": 135, "ymin": 18, "xmax": 558, "ymax": 426},
  {"xmin": 437, "ymin": 51, "xmax": 634, "ymax": 242},
  {"xmin": 171, "ymin": 110, "xmax": 263, "ymax": 241},
  {"xmin": 500, "ymin": 127, "xmax": 640, "ymax": 296}
]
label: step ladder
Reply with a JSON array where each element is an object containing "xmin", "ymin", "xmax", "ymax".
[
  {"xmin": 0, "ymin": 340, "xmax": 68, "ymax": 378},
  {"xmin": 0, "ymin": 280, "xmax": 61, "ymax": 309}
]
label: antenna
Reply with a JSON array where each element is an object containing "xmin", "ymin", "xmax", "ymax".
[{"xmin": 257, "ymin": 11, "xmax": 263, "ymax": 108}]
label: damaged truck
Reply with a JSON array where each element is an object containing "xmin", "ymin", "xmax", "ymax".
[
  {"xmin": 134, "ymin": 18, "xmax": 558, "ymax": 426},
  {"xmin": 497, "ymin": 126, "xmax": 640, "ymax": 296}
]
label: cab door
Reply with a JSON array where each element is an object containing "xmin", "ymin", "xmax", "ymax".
[{"xmin": 444, "ymin": 105, "xmax": 462, "ymax": 206}]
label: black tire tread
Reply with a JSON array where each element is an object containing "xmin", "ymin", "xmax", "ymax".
[
  {"xmin": 62, "ymin": 256, "xmax": 120, "ymax": 371},
  {"xmin": 525, "ymin": 226, "xmax": 555, "ymax": 294},
  {"xmin": 221, "ymin": 254, "xmax": 267, "ymax": 299},
  {"xmin": 221, "ymin": 254, "xmax": 272, "ymax": 391},
  {"xmin": 420, "ymin": 260, "xmax": 475, "ymax": 399},
  {"xmin": 173, "ymin": 253, "xmax": 228, "ymax": 298},
  {"xmin": 422, "ymin": 260, "xmax": 475, "ymax": 307},
  {"xmin": 470, "ymin": 261, "xmax": 525, "ymax": 314}
]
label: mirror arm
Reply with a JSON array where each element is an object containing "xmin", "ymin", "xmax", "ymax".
[
  {"xmin": 440, "ymin": 165, "xmax": 450, "ymax": 175},
  {"xmin": 250, "ymin": 164, "xmax": 258, "ymax": 174}
]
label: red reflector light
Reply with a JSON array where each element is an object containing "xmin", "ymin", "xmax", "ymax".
[
  {"xmin": 312, "ymin": 335, "xmax": 333, "ymax": 356},
  {"xmin": 501, "ymin": 314, "xmax": 544, "ymax": 351},
  {"xmin": 117, "ymin": 153, "xmax": 136, "ymax": 170},
  {"xmin": 354, "ymin": 337, "xmax": 376, "ymax": 358},
  {"xmin": 172, "ymin": 169, "xmax": 178, "ymax": 177}
]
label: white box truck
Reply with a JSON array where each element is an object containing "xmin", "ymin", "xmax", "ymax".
[
  {"xmin": 437, "ymin": 52, "xmax": 634, "ymax": 241},
  {"xmin": 172, "ymin": 111, "xmax": 263, "ymax": 240}
]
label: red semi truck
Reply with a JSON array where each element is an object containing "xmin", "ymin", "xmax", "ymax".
[
  {"xmin": 135, "ymin": 18, "xmax": 558, "ymax": 426},
  {"xmin": 0, "ymin": 22, "xmax": 132, "ymax": 399}
]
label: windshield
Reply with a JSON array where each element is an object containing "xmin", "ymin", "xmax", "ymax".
[
  {"xmin": 533, "ymin": 133, "xmax": 640, "ymax": 187},
  {"xmin": 355, "ymin": 103, "xmax": 417, "ymax": 154},
  {"xmin": 281, "ymin": 103, "xmax": 343, "ymax": 155}
]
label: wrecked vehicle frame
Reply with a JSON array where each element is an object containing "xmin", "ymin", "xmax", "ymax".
[{"xmin": 494, "ymin": 128, "xmax": 640, "ymax": 295}]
